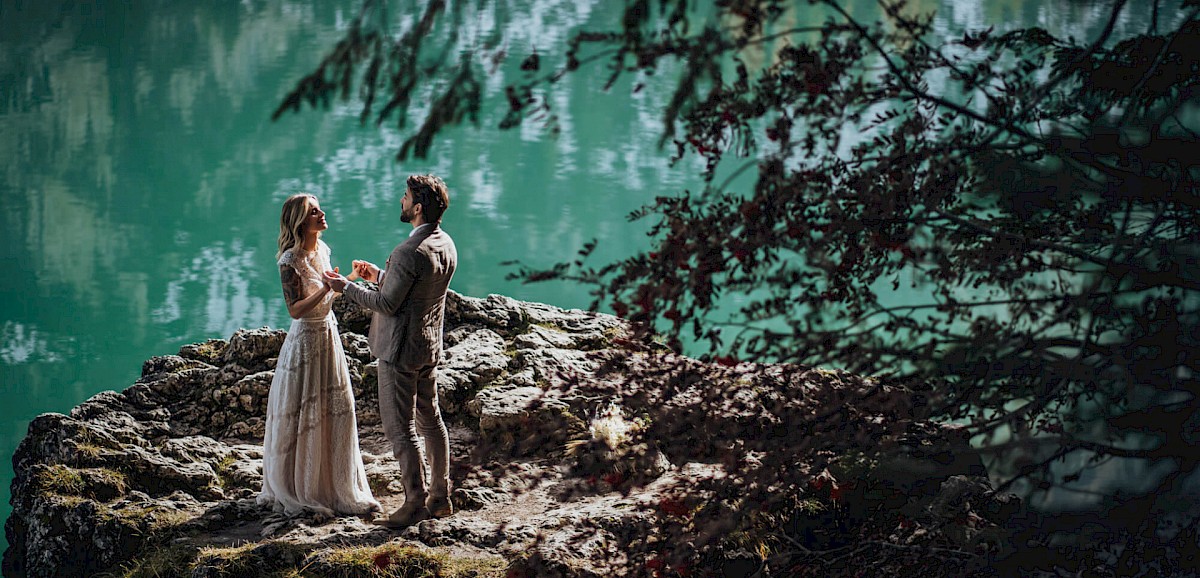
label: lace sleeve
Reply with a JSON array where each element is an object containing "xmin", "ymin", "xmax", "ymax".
[{"xmin": 277, "ymin": 248, "xmax": 297, "ymax": 269}]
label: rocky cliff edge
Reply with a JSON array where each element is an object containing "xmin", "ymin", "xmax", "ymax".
[{"xmin": 2, "ymin": 291, "xmax": 1024, "ymax": 578}]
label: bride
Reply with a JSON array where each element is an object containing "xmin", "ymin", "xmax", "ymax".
[{"xmin": 257, "ymin": 193, "xmax": 381, "ymax": 518}]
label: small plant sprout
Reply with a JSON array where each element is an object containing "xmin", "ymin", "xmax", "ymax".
[{"xmin": 590, "ymin": 404, "xmax": 632, "ymax": 451}]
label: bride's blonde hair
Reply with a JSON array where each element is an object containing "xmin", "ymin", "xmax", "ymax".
[{"xmin": 277, "ymin": 193, "xmax": 318, "ymax": 260}]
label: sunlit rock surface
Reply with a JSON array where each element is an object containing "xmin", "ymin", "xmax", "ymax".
[{"xmin": 3, "ymin": 291, "xmax": 1015, "ymax": 578}]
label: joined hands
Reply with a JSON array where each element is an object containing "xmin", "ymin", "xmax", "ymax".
[
  {"xmin": 352, "ymin": 260, "xmax": 380, "ymax": 283},
  {"xmin": 323, "ymin": 259, "xmax": 380, "ymax": 292}
]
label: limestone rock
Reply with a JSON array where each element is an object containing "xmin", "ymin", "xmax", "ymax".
[
  {"xmin": 332, "ymin": 291, "xmax": 373, "ymax": 336},
  {"xmin": 221, "ymin": 327, "xmax": 286, "ymax": 373},
  {"xmin": 446, "ymin": 293, "xmax": 529, "ymax": 333},
  {"xmin": 513, "ymin": 347, "xmax": 597, "ymax": 387},
  {"xmin": 140, "ymin": 354, "xmax": 217, "ymax": 381},
  {"xmin": 439, "ymin": 329, "xmax": 511, "ymax": 415},
  {"xmin": 178, "ymin": 338, "xmax": 228, "ymax": 365},
  {"xmin": 468, "ymin": 385, "xmax": 584, "ymax": 455},
  {"xmin": 2, "ymin": 290, "xmax": 1019, "ymax": 578}
]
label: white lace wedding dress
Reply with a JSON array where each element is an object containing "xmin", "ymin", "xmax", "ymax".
[{"xmin": 257, "ymin": 240, "xmax": 381, "ymax": 517}]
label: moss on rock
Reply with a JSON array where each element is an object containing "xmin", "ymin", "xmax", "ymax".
[
  {"xmin": 123, "ymin": 541, "xmax": 506, "ymax": 578},
  {"xmin": 310, "ymin": 543, "xmax": 506, "ymax": 578},
  {"xmin": 179, "ymin": 339, "xmax": 229, "ymax": 365},
  {"xmin": 33, "ymin": 464, "xmax": 128, "ymax": 502},
  {"xmin": 193, "ymin": 540, "xmax": 310, "ymax": 578},
  {"xmin": 98, "ymin": 544, "xmax": 200, "ymax": 578}
]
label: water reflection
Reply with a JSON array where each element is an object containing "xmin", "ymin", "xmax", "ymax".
[
  {"xmin": 464, "ymin": 156, "xmax": 504, "ymax": 216},
  {"xmin": 0, "ymin": 0, "xmax": 1184, "ymax": 547},
  {"xmin": 0, "ymin": 322, "xmax": 64, "ymax": 365},
  {"xmin": 0, "ymin": 0, "xmax": 389, "ymax": 543},
  {"xmin": 153, "ymin": 240, "xmax": 270, "ymax": 339}
]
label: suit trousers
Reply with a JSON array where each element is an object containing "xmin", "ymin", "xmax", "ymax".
[{"xmin": 377, "ymin": 359, "xmax": 450, "ymax": 503}]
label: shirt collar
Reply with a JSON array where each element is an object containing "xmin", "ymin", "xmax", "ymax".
[{"xmin": 409, "ymin": 223, "xmax": 435, "ymax": 237}]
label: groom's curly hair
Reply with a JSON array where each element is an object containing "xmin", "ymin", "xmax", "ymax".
[{"xmin": 407, "ymin": 174, "xmax": 450, "ymax": 223}]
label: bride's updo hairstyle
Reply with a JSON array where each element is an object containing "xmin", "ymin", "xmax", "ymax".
[{"xmin": 277, "ymin": 193, "xmax": 318, "ymax": 260}]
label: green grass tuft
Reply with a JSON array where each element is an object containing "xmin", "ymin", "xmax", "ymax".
[
  {"xmin": 214, "ymin": 454, "xmax": 238, "ymax": 490},
  {"xmin": 97, "ymin": 544, "xmax": 199, "ymax": 578},
  {"xmin": 194, "ymin": 541, "xmax": 310, "ymax": 578},
  {"xmin": 36, "ymin": 464, "xmax": 85, "ymax": 496},
  {"xmin": 315, "ymin": 543, "xmax": 505, "ymax": 578},
  {"xmin": 75, "ymin": 442, "xmax": 104, "ymax": 460},
  {"xmin": 102, "ymin": 540, "xmax": 507, "ymax": 578}
]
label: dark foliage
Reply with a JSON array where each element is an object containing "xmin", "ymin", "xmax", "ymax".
[{"xmin": 278, "ymin": 0, "xmax": 1200, "ymax": 574}]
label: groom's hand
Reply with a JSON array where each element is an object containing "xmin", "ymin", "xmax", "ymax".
[
  {"xmin": 352, "ymin": 260, "xmax": 380, "ymax": 283},
  {"xmin": 323, "ymin": 270, "xmax": 349, "ymax": 292}
]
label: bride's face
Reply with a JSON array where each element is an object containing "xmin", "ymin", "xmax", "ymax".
[{"xmin": 303, "ymin": 198, "xmax": 328, "ymax": 234}]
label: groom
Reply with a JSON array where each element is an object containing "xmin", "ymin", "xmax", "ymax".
[{"xmin": 324, "ymin": 174, "xmax": 458, "ymax": 528}]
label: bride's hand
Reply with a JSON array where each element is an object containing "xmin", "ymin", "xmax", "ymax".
[
  {"xmin": 324, "ymin": 267, "xmax": 342, "ymax": 291},
  {"xmin": 323, "ymin": 268, "xmax": 349, "ymax": 292}
]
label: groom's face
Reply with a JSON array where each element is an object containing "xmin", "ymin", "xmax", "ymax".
[{"xmin": 400, "ymin": 188, "xmax": 416, "ymax": 223}]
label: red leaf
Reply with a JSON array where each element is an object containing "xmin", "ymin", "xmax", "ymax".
[
  {"xmin": 634, "ymin": 291, "xmax": 654, "ymax": 314},
  {"xmin": 829, "ymin": 483, "xmax": 845, "ymax": 502},
  {"xmin": 658, "ymin": 496, "xmax": 690, "ymax": 516},
  {"xmin": 613, "ymin": 302, "xmax": 628, "ymax": 318}
]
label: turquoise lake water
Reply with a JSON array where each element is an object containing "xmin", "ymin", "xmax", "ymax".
[{"xmin": 0, "ymin": 0, "xmax": 1167, "ymax": 547}]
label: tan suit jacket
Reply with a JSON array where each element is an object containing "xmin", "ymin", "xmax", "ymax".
[{"xmin": 342, "ymin": 224, "xmax": 457, "ymax": 368}]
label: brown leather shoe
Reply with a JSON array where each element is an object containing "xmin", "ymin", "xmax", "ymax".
[
  {"xmin": 427, "ymin": 495, "xmax": 454, "ymax": 518},
  {"xmin": 382, "ymin": 503, "xmax": 431, "ymax": 529}
]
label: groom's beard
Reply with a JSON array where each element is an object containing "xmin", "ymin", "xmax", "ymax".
[{"xmin": 400, "ymin": 206, "xmax": 415, "ymax": 223}]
